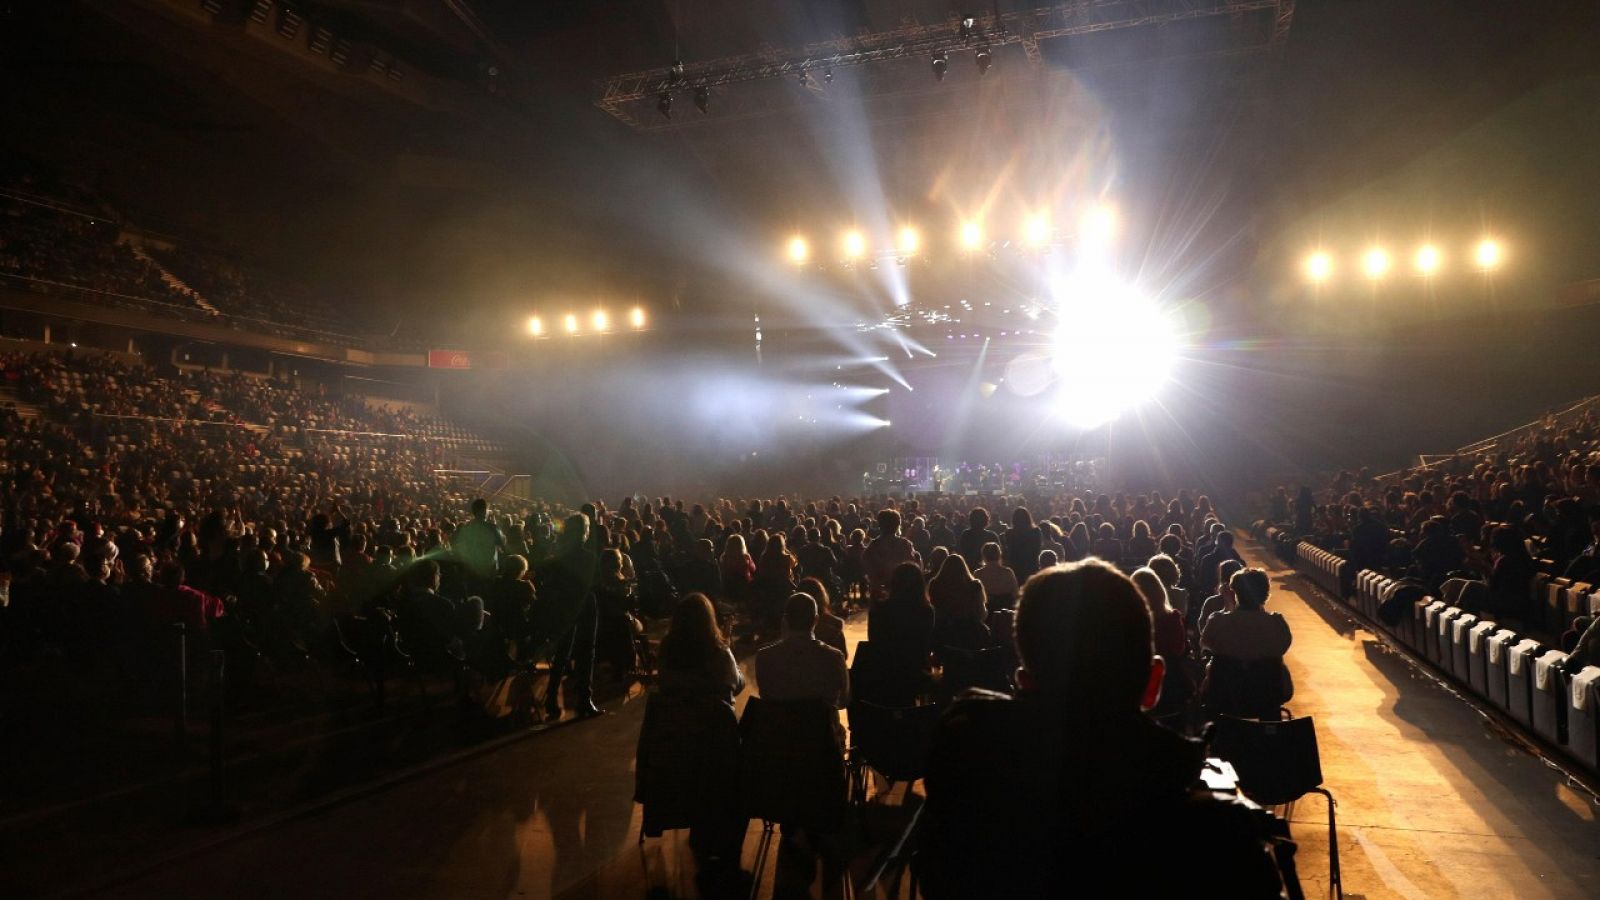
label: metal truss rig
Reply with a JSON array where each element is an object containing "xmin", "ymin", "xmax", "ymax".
[{"xmin": 596, "ymin": 0, "xmax": 1295, "ymax": 128}]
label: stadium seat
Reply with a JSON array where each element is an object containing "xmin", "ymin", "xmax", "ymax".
[
  {"xmin": 1435, "ymin": 607, "xmax": 1462, "ymax": 669},
  {"xmin": 1449, "ymin": 613, "xmax": 1478, "ymax": 682},
  {"xmin": 1544, "ymin": 577, "xmax": 1572, "ymax": 636},
  {"xmin": 1531, "ymin": 650, "xmax": 1570, "ymax": 746},
  {"xmin": 1566, "ymin": 666, "xmax": 1600, "ymax": 772},
  {"xmin": 1420, "ymin": 600, "xmax": 1446, "ymax": 664},
  {"xmin": 1562, "ymin": 583, "xmax": 1591, "ymax": 636},
  {"xmin": 1486, "ymin": 629, "xmax": 1518, "ymax": 712},
  {"xmin": 1505, "ymin": 638, "xmax": 1544, "ymax": 729},
  {"xmin": 1467, "ymin": 619, "xmax": 1498, "ymax": 699}
]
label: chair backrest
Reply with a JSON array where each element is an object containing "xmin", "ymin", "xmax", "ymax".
[
  {"xmin": 940, "ymin": 644, "xmax": 1014, "ymax": 696},
  {"xmin": 1210, "ymin": 714, "xmax": 1324, "ymax": 807},
  {"xmin": 1204, "ymin": 655, "xmax": 1290, "ymax": 720},
  {"xmin": 739, "ymin": 695, "xmax": 847, "ymax": 828},
  {"xmin": 849, "ymin": 699, "xmax": 944, "ymax": 783},
  {"xmin": 635, "ymin": 691, "xmax": 742, "ymax": 835},
  {"xmin": 852, "ymin": 639, "xmax": 926, "ymax": 707}
]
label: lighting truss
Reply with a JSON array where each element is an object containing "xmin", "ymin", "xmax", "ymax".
[{"xmin": 596, "ymin": 0, "xmax": 1295, "ymax": 128}]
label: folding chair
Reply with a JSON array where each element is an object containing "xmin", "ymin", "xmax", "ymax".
[{"xmin": 1212, "ymin": 714, "xmax": 1341, "ymax": 899}]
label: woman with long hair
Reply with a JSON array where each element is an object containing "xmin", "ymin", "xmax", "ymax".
[
  {"xmin": 865, "ymin": 561, "xmax": 935, "ymax": 704},
  {"xmin": 930, "ymin": 555, "xmax": 990, "ymax": 654},
  {"xmin": 718, "ymin": 533, "xmax": 755, "ymax": 604},
  {"xmin": 658, "ymin": 592, "xmax": 743, "ymax": 706},
  {"xmin": 1004, "ymin": 506, "xmax": 1043, "ymax": 584},
  {"xmin": 1126, "ymin": 519, "xmax": 1157, "ymax": 565},
  {"xmin": 1132, "ymin": 565, "xmax": 1193, "ymax": 714}
]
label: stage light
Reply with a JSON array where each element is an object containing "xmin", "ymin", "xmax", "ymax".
[
  {"xmin": 1304, "ymin": 251, "xmax": 1333, "ymax": 283},
  {"xmin": 1022, "ymin": 213, "xmax": 1051, "ymax": 248},
  {"xmin": 693, "ymin": 86, "xmax": 710, "ymax": 114},
  {"xmin": 592, "ymin": 309, "xmax": 609, "ymax": 332},
  {"xmin": 656, "ymin": 92, "xmax": 672, "ymax": 119},
  {"xmin": 897, "ymin": 226, "xmax": 920, "ymax": 255},
  {"xmin": 842, "ymin": 229, "xmax": 867, "ymax": 261},
  {"xmin": 527, "ymin": 315, "xmax": 543, "ymax": 337},
  {"xmin": 932, "ymin": 51, "xmax": 948, "ymax": 82},
  {"xmin": 958, "ymin": 220, "xmax": 983, "ymax": 251},
  {"xmin": 975, "ymin": 47, "xmax": 992, "ymax": 75},
  {"xmin": 630, "ymin": 307, "xmax": 646, "ymax": 329},
  {"xmin": 1362, "ymin": 247, "xmax": 1391, "ymax": 280},
  {"xmin": 1049, "ymin": 274, "xmax": 1181, "ymax": 429},
  {"xmin": 1475, "ymin": 238, "xmax": 1503, "ymax": 271},
  {"xmin": 564, "ymin": 314, "xmax": 579, "ymax": 335},
  {"xmin": 1414, "ymin": 244, "xmax": 1441, "ymax": 276},
  {"xmin": 787, "ymin": 235, "xmax": 810, "ymax": 265},
  {"xmin": 959, "ymin": 16, "xmax": 976, "ymax": 39}
]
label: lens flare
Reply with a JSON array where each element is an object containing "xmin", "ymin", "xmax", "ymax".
[
  {"xmin": 527, "ymin": 315, "xmax": 543, "ymax": 337},
  {"xmin": 786, "ymin": 235, "xmax": 810, "ymax": 265},
  {"xmin": 564, "ymin": 314, "xmax": 579, "ymax": 334},
  {"xmin": 1048, "ymin": 274, "xmax": 1181, "ymax": 429},
  {"xmin": 630, "ymin": 307, "xmax": 646, "ymax": 329}
]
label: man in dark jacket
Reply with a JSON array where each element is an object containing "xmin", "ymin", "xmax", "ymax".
[
  {"xmin": 537, "ymin": 513, "xmax": 600, "ymax": 719},
  {"xmin": 922, "ymin": 560, "xmax": 1288, "ymax": 898}
]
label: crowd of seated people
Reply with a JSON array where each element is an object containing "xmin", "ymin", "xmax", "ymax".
[
  {"xmin": 631, "ymin": 491, "xmax": 1296, "ymax": 895},
  {"xmin": 1267, "ymin": 404, "xmax": 1600, "ymax": 669}
]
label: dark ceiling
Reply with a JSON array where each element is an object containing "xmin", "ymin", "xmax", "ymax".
[{"xmin": 3, "ymin": 0, "xmax": 1597, "ymax": 333}]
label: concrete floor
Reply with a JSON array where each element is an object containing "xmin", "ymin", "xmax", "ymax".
[{"xmin": 101, "ymin": 542, "xmax": 1600, "ymax": 899}]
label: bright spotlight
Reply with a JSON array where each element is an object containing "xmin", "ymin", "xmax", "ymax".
[
  {"xmin": 1304, "ymin": 251, "xmax": 1333, "ymax": 283},
  {"xmin": 1048, "ymin": 274, "xmax": 1181, "ymax": 429},
  {"xmin": 1362, "ymin": 247, "xmax": 1391, "ymax": 280},
  {"xmin": 592, "ymin": 309, "xmax": 609, "ymax": 332},
  {"xmin": 959, "ymin": 221, "xmax": 983, "ymax": 251},
  {"xmin": 564, "ymin": 314, "xmax": 579, "ymax": 335},
  {"xmin": 1414, "ymin": 244, "xmax": 1441, "ymax": 276},
  {"xmin": 630, "ymin": 307, "xmax": 646, "ymax": 329},
  {"xmin": 527, "ymin": 315, "xmax": 543, "ymax": 337},
  {"xmin": 1022, "ymin": 213, "xmax": 1051, "ymax": 248},
  {"xmin": 1080, "ymin": 205, "xmax": 1116, "ymax": 244},
  {"xmin": 897, "ymin": 225, "xmax": 920, "ymax": 256},
  {"xmin": 1475, "ymin": 238, "xmax": 1503, "ymax": 271},
  {"xmin": 786, "ymin": 235, "xmax": 810, "ymax": 265},
  {"xmin": 842, "ymin": 229, "xmax": 867, "ymax": 260}
]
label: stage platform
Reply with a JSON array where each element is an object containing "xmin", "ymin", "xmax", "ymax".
[{"xmin": 97, "ymin": 542, "xmax": 1600, "ymax": 899}]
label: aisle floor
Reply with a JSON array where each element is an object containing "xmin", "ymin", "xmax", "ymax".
[{"xmin": 103, "ymin": 542, "xmax": 1600, "ymax": 899}]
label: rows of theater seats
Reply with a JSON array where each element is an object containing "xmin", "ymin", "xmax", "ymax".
[
  {"xmin": 1266, "ymin": 528, "xmax": 1600, "ymax": 775},
  {"xmin": 1, "ymin": 177, "xmax": 418, "ymax": 348}
]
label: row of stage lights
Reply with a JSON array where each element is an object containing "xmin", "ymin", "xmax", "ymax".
[
  {"xmin": 525, "ymin": 307, "xmax": 648, "ymax": 339},
  {"xmin": 1302, "ymin": 238, "xmax": 1506, "ymax": 283},
  {"xmin": 783, "ymin": 205, "xmax": 1118, "ymax": 265}
]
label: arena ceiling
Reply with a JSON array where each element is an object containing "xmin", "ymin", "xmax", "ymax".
[{"xmin": 2, "ymin": 0, "xmax": 1596, "ymax": 334}]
